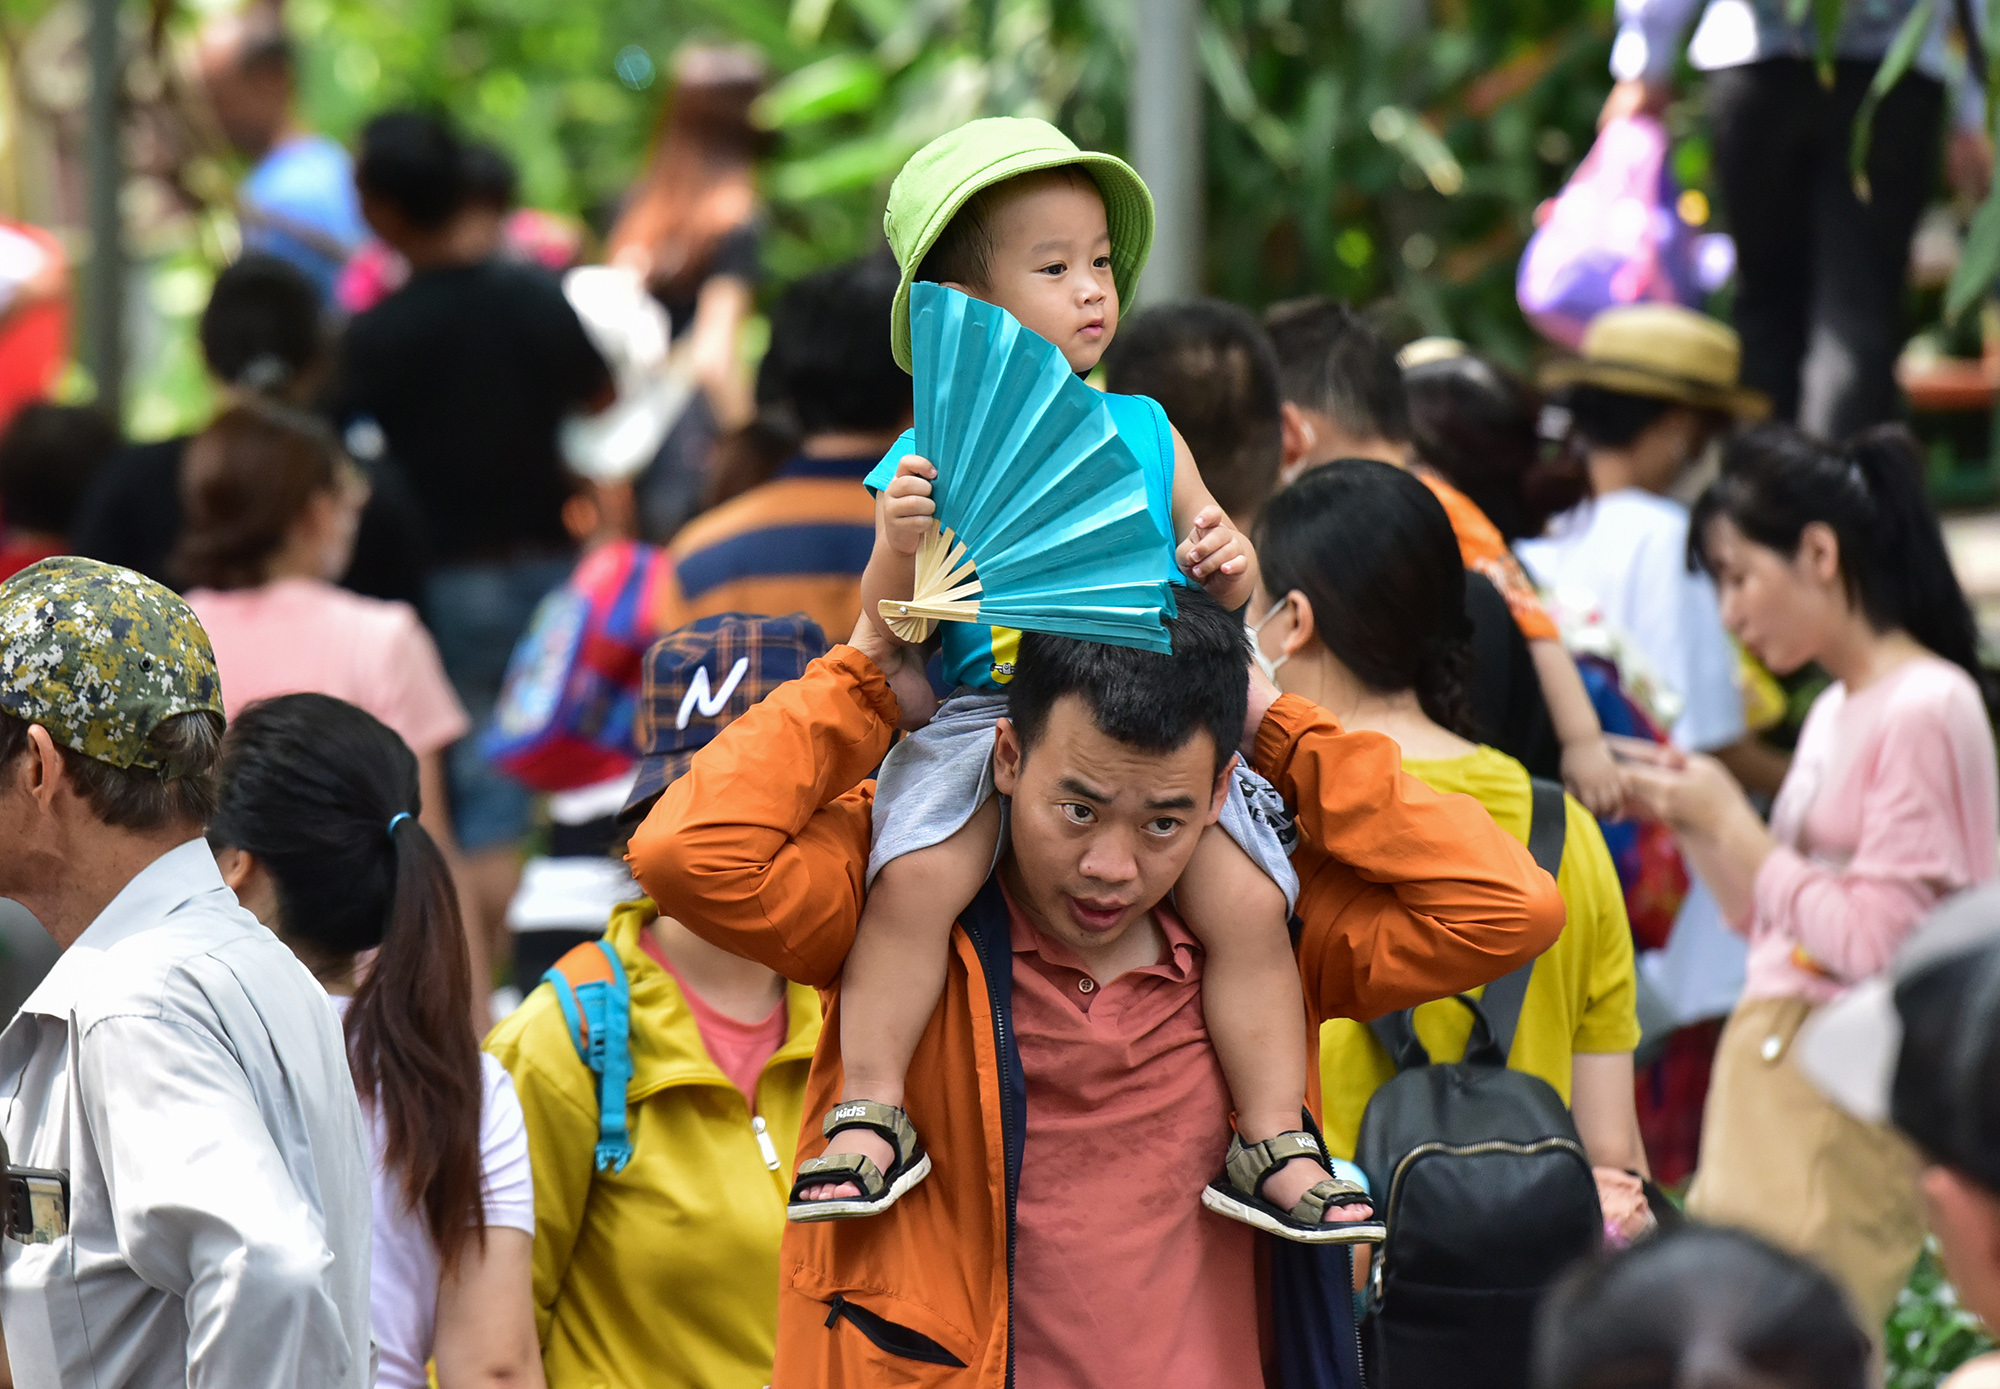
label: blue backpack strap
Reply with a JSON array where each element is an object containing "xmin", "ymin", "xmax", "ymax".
[{"xmin": 541, "ymin": 938, "xmax": 636, "ymax": 1172}]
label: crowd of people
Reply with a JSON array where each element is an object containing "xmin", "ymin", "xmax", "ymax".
[{"xmin": 0, "ymin": 14, "xmax": 1993, "ymax": 1389}]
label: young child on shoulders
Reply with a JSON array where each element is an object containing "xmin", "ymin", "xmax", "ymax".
[{"xmin": 787, "ymin": 116, "xmax": 1377, "ymax": 1245}]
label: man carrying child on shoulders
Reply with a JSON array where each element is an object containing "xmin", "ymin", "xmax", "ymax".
[{"xmin": 628, "ymin": 117, "xmax": 1566, "ymax": 1386}]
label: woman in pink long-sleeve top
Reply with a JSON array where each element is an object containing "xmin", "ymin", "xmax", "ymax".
[{"xmin": 1620, "ymin": 421, "xmax": 1998, "ymax": 1343}]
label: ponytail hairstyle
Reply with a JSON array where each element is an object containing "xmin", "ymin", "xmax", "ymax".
[
  {"xmin": 1689, "ymin": 423, "xmax": 1991, "ymax": 705},
  {"xmin": 207, "ymin": 693, "xmax": 486, "ymax": 1268},
  {"xmin": 1532, "ymin": 1225, "xmax": 1869, "ymax": 1389},
  {"xmin": 1254, "ymin": 459, "xmax": 1481, "ymax": 740}
]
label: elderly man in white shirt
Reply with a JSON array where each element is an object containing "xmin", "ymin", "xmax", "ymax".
[{"xmin": 0, "ymin": 557, "xmax": 371, "ymax": 1387}]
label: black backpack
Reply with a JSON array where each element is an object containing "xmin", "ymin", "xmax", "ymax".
[{"xmin": 1353, "ymin": 778, "xmax": 1603, "ymax": 1389}]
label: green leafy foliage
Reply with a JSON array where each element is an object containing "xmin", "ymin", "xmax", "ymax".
[
  {"xmin": 1888, "ymin": 1244, "xmax": 1996, "ymax": 1389},
  {"xmin": 272, "ymin": 0, "xmax": 1619, "ymax": 365}
]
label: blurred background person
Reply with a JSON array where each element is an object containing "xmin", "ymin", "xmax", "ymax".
[
  {"xmin": 209, "ymin": 693, "xmax": 542, "ymax": 1389},
  {"xmin": 335, "ymin": 108, "xmax": 611, "ymax": 963},
  {"xmin": 1533, "ymin": 1225, "xmax": 1871, "ymax": 1389},
  {"xmin": 0, "ymin": 401, "xmax": 117, "ymax": 579},
  {"xmin": 647, "ymin": 250, "xmax": 907, "ymax": 640},
  {"xmin": 172, "ymin": 402, "xmax": 483, "ymax": 989},
  {"xmin": 1601, "ymin": 0, "xmax": 1990, "ymax": 437},
  {"xmin": 196, "ymin": 8, "xmax": 366, "ymax": 302},
  {"xmin": 1100, "ymin": 298, "xmax": 1283, "ymax": 526},
  {"xmin": 606, "ymin": 44, "xmax": 768, "ymax": 542},
  {"xmin": 70, "ymin": 252, "xmax": 429, "ymax": 605},
  {"xmin": 1620, "ymin": 422, "xmax": 2000, "ymax": 1343},
  {"xmin": 1267, "ymin": 296, "xmax": 1611, "ymax": 804}
]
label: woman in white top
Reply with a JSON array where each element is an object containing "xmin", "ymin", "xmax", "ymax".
[{"xmin": 207, "ymin": 692, "xmax": 543, "ymax": 1389}]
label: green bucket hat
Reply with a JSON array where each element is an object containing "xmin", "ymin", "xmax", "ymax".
[
  {"xmin": 0, "ymin": 557, "xmax": 224, "ymax": 770},
  {"xmin": 883, "ymin": 116, "xmax": 1155, "ymax": 373}
]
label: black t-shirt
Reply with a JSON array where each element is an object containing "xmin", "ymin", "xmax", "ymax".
[
  {"xmin": 333, "ymin": 260, "xmax": 610, "ymax": 563},
  {"xmin": 69, "ymin": 434, "xmax": 432, "ymax": 607}
]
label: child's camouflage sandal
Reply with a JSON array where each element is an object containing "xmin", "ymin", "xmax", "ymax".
[
  {"xmin": 1201, "ymin": 1130, "xmax": 1386, "ymax": 1245},
  {"xmin": 787, "ymin": 1101, "xmax": 933, "ymax": 1222}
]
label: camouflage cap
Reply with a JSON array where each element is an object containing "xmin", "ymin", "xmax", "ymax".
[{"xmin": 0, "ymin": 557, "xmax": 224, "ymax": 770}]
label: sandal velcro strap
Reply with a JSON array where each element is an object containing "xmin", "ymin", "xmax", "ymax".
[
  {"xmin": 787, "ymin": 1101, "xmax": 935, "ymax": 1221},
  {"xmin": 792, "ymin": 1151, "xmax": 888, "ymax": 1203},
  {"xmin": 1289, "ymin": 1176, "xmax": 1374, "ymax": 1225},
  {"xmin": 821, "ymin": 1100, "xmax": 921, "ymax": 1160},
  {"xmin": 1222, "ymin": 1130, "xmax": 1326, "ymax": 1199}
]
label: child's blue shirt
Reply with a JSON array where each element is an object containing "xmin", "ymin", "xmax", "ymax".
[{"xmin": 863, "ymin": 390, "xmax": 1183, "ymax": 691}]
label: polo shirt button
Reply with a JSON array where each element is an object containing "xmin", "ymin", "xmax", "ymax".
[
  {"xmin": 1077, "ymin": 977, "xmax": 1096, "ymax": 994},
  {"xmin": 1761, "ymin": 1034, "xmax": 1783, "ymax": 1062}
]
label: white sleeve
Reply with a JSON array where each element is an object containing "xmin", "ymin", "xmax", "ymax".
[{"xmin": 478, "ymin": 1057, "xmax": 536, "ymax": 1235}]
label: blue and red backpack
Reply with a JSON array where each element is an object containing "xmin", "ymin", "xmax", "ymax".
[{"xmin": 481, "ymin": 540, "xmax": 671, "ymax": 792}]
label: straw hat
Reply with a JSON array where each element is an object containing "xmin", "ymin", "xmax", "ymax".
[{"xmin": 1538, "ymin": 304, "xmax": 1769, "ymax": 419}]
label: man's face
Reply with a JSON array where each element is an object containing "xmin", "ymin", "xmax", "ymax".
[
  {"xmin": 992, "ymin": 695, "xmax": 1230, "ymax": 964},
  {"xmin": 955, "ymin": 174, "xmax": 1119, "ymax": 375}
]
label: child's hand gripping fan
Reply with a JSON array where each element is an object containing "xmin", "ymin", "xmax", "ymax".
[
  {"xmin": 877, "ymin": 282, "xmax": 1179, "ymax": 654},
  {"xmin": 481, "ymin": 539, "xmax": 670, "ymax": 792}
]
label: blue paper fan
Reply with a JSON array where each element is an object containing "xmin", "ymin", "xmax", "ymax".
[{"xmin": 876, "ymin": 282, "xmax": 1178, "ymax": 654}]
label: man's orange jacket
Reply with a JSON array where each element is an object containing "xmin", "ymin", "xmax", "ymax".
[{"xmin": 630, "ymin": 647, "xmax": 1565, "ymax": 1389}]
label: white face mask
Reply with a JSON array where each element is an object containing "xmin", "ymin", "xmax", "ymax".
[{"xmin": 1247, "ymin": 601, "xmax": 1290, "ymax": 683}]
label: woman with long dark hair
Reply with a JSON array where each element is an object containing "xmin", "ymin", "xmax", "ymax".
[
  {"xmin": 208, "ymin": 693, "xmax": 542, "ymax": 1389},
  {"xmin": 1250, "ymin": 459, "xmax": 1648, "ymax": 1185},
  {"xmin": 1619, "ymin": 421, "xmax": 2000, "ymax": 1341}
]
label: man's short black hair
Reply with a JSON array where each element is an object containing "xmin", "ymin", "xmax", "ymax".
[
  {"xmin": 0, "ymin": 404, "xmax": 119, "ymax": 536},
  {"xmin": 760, "ymin": 251, "xmax": 910, "ymax": 436},
  {"xmin": 1103, "ymin": 299, "xmax": 1281, "ymax": 523},
  {"xmin": 1263, "ymin": 296, "xmax": 1410, "ymax": 444},
  {"xmin": 356, "ymin": 110, "xmax": 465, "ymax": 232},
  {"xmin": 914, "ymin": 166, "xmax": 1100, "ymax": 292},
  {"xmin": 1008, "ymin": 585, "xmax": 1248, "ymax": 778},
  {"xmin": 199, "ymin": 253, "xmax": 323, "ymax": 391}
]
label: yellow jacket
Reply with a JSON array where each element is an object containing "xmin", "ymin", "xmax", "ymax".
[{"xmin": 484, "ymin": 900, "xmax": 821, "ymax": 1389}]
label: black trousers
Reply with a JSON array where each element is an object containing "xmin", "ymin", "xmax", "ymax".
[{"xmin": 1706, "ymin": 59, "xmax": 1944, "ymax": 439}]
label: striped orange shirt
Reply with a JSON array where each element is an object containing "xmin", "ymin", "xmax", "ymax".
[{"xmin": 646, "ymin": 455, "xmax": 877, "ymax": 642}]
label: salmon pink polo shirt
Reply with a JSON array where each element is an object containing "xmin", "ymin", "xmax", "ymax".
[{"xmin": 1005, "ymin": 887, "xmax": 1259, "ymax": 1387}]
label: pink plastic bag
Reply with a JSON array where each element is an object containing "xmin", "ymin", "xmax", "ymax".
[{"xmin": 1517, "ymin": 115, "xmax": 1706, "ymax": 349}]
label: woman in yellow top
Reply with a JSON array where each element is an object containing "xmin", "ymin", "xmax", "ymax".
[
  {"xmin": 483, "ymin": 615, "xmax": 824, "ymax": 1388},
  {"xmin": 1247, "ymin": 460, "xmax": 1648, "ymax": 1179}
]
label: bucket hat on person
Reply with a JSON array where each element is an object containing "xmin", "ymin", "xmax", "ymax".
[
  {"xmin": 1797, "ymin": 883, "xmax": 2000, "ymax": 1192},
  {"xmin": 882, "ymin": 116, "xmax": 1155, "ymax": 373},
  {"xmin": 1538, "ymin": 304, "xmax": 1770, "ymax": 419},
  {"xmin": 617, "ymin": 612, "xmax": 829, "ymax": 823},
  {"xmin": 0, "ymin": 556, "xmax": 224, "ymax": 770}
]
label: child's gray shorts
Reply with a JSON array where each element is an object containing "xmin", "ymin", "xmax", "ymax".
[{"xmin": 866, "ymin": 689, "xmax": 1299, "ymax": 912}]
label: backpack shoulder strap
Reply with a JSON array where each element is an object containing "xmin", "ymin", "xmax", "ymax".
[
  {"xmin": 1368, "ymin": 776, "xmax": 1566, "ymax": 1070},
  {"xmin": 1477, "ymin": 777, "xmax": 1568, "ymax": 1061},
  {"xmin": 542, "ymin": 938, "xmax": 635, "ymax": 1172}
]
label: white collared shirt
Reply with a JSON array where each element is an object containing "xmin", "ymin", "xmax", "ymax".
[{"xmin": 0, "ymin": 839, "xmax": 374, "ymax": 1387}]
